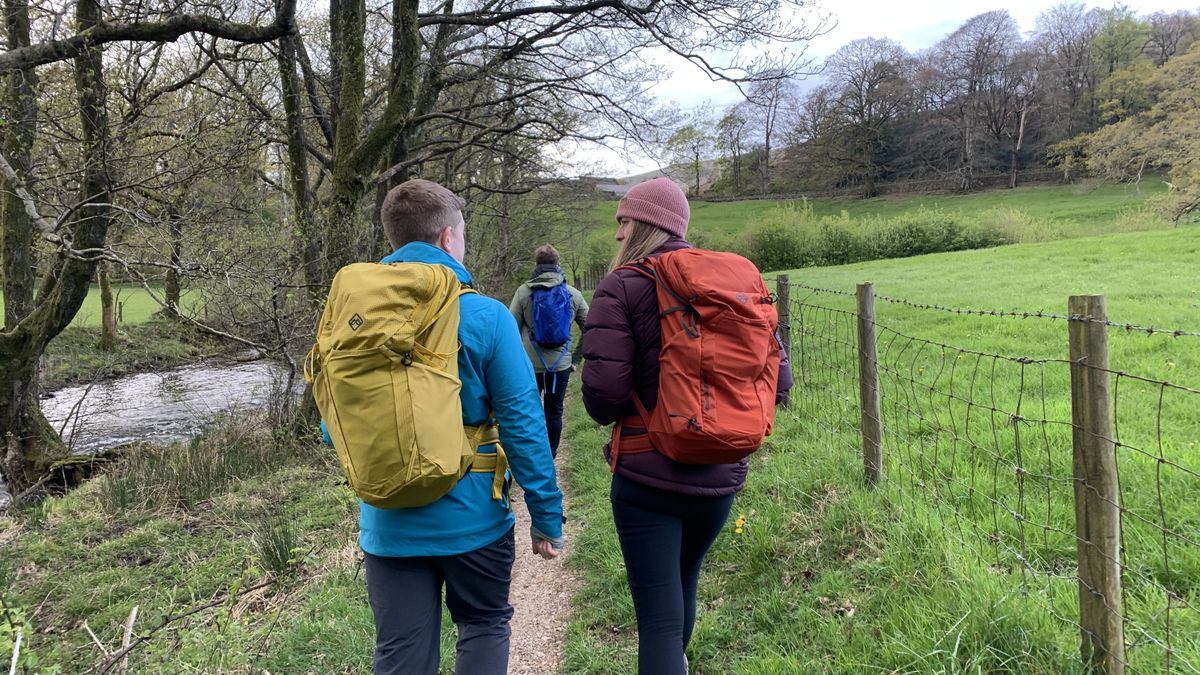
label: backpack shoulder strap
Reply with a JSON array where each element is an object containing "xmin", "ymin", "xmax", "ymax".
[{"xmin": 617, "ymin": 257, "xmax": 656, "ymax": 281}]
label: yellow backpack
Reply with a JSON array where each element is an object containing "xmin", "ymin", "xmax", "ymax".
[{"xmin": 305, "ymin": 262, "xmax": 506, "ymax": 509}]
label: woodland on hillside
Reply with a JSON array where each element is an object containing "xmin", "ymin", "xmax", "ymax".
[{"xmin": 666, "ymin": 4, "xmax": 1200, "ymax": 207}]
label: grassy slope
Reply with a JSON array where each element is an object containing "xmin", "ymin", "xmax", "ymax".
[
  {"xmin": 564, "ymin": 227, "xmax": 1200, "ymax": 674},
  {"xmin": 588, "ymin": 179, "xmax": 1171, "ymax": 250},
  {"xmin": 0, "ymin": 423, "xmax": 467, "ymax": 673}
]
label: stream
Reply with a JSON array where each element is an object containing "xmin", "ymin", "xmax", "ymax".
[{"xmin": 0, "ymin": 358, "xmax": 292, "ymax": 508}]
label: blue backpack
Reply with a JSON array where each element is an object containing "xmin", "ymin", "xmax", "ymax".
[{"xmin": 530, "ymin": 284, "xmax": 573, "ymax": 350}]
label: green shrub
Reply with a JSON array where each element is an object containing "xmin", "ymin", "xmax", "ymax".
[{"xmin": 743, "ymin": 205, "xmax": 1013, "ymax": 272}]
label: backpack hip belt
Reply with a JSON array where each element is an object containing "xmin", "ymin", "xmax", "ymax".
[
  {"xmin": 608, "ymin": 396, "xmax": 656, "ymax": 471},
  {"xmin": 464, "ymin": 422, "xmax": 509, "ymax": 500}
]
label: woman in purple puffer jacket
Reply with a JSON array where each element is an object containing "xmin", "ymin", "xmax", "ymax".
[{"xmin": 581, "ymin": 178, "xmax": 793, "ymax": 674}]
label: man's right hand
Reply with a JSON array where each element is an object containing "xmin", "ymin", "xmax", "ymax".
[{"xmin": 532, "ymin": 539, "xmax": 560, "ymax": 560}]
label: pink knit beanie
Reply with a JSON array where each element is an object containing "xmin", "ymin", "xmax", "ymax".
[{"xmin": 615, "ymin": 177, "xmax": 689, "ymax": 238}]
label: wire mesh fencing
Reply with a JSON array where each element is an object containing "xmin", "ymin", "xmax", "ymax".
[{"xmin": 776, "ymin": 277, "xmax": 1199, "ymax": 673}]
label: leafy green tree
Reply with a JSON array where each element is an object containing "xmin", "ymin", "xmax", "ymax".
[
  {"xmin": 1064, "ymin": 44, "xmax": 1200, "ymax": 220},
  {"xmin": 1091, "ymin": 6, "xmax": 1150, "ymax": 76},
  {"xmin": 666, "ymin": 121, "xmax": 714, "ymax": 196}
]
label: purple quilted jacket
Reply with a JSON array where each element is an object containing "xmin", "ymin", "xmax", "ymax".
[{"xmin": 580, "ymin": 239, "xmax": 794, "ymax": 497}]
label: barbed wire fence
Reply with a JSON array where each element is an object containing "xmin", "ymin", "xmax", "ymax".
[{"xmin": 775, "ymin": 276, "xmax": 1200, "ymax": 674}]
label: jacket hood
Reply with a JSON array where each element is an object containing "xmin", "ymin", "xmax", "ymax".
[
  {"xmin": 380, "ymin": 242, "xmax": 472, "ymax": 284},
  {"xmin": 529, "ymin": 268, "xmax": 565, "ymax": 289}
]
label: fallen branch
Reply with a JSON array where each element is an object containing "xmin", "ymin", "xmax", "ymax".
[
  {"xmin": 93, "ymin": 581, "xmax": 272, "ymax": 675},
  {"xmin": 118, "ymin": 606, "xmax": 138, "ymax": 675},
  {"xmin": 82, "ymin": 619, "xmax": 111, "ymax": 656},
  {"xmin": 7, "ymin": 628, "xmax": 20, "ymax": 675}
]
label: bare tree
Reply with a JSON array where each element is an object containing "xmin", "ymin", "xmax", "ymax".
[
  {"xmin": 268, "ymin": 0, "xmax": 827, "ymax": 288},
  {"xmin": 1033, "ymin": 2, "xmax": 1102, "ymax": 138},
  {"xmin": 800, "ymin": 38, "xmax": 913, "ymax": 196},
  {"xmin": 746, "ymin": 74, "xmax": 793, "ymax": 192},
  {"xmin": 1144, "ymin": 11, "xmax": 1198, "ymax": 66},
  {"xmin": 928, "ymin": 10, "xmax": 1022, "ymax": 190}
]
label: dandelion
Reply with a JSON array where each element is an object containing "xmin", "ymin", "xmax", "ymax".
[{"xmin": 735, "ymin": 514, "xmax": 746, "ymax": 535}]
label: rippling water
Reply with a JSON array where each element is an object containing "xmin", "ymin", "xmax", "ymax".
[{"xmin": 0, "ymin": 359, "xmax": 293, "ymax": 507}]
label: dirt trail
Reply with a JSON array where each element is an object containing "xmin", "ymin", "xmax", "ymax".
[{"xmin": 507, "ymin": 450, "xmax": 580, "ymax": 674}]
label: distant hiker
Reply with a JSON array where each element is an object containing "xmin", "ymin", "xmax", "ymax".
[
  {"xmin": 581, "ymin": 177, "xmax": 793, "ymax": 675},
  {"xmin": 509, "ymin": 243, "xmax": 589, "ymax": 458},
  {"xmin": 308, "ymin": 179, "xmax": 565, "ymax": 675}
]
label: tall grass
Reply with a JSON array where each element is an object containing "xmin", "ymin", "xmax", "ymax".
[
  {"xmin": 98, "ymin": 410, "xmax": 316, "ymax": 512},
  {"xmin": 256, "ymin": 515, "xmax": 302, "ymax": 577}
]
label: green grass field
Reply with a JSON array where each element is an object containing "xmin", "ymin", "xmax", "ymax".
[
  {"xmin": 67, "ymin": 283, "xmax": 173, "ymax": 327},
  {"xmin": 564, "ymin": 226, "xmax": 1200, "ymax": 673},
  {"xmin": 0, "ymin": 283, "xmax": 174, "ymax": 328},
  {"xmin": 585, "ymin": 178, "xmax": 1173, "ymax": 254}
]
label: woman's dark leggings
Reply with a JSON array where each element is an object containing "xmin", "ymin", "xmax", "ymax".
[{"xmin": 610, "ymin": 473, "xmax": 735, "ymax": 675}]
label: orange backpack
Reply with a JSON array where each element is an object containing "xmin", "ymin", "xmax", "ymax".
[{"xmin": 612, "ymin": 248, "xmax": 780, "ymax": 467}]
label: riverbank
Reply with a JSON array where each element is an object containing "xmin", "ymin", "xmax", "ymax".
[
  {"xmin": 0, "ymin": 419, "xmax": 381, "ymax": 672},
  {"xmin": 40, "ymin": 320, "xmax": 235, "ymax": 391}
]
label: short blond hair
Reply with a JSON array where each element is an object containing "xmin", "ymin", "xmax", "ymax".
[{"xmin": 381, "ymin": 179, "xmax": 466, "ymax": 247}]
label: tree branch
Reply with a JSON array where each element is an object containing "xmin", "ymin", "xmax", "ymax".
[{"xmin": 0, "ymin": 0, "xmax": 298, "ymax": 74}]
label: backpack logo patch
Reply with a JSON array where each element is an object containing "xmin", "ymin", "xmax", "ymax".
[{"xmin": 348, "ymin": 313, "xmax": 364, "ymax": 331}]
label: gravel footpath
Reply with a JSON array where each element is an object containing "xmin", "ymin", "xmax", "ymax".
[{"xmin": 507, "ymin": 450, "xmax": 580, "ymax": 675}]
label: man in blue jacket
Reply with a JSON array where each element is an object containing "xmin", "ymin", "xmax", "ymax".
[{"xmin": 334, "ymin": 179, "xmax": 565, "ymax": 675}]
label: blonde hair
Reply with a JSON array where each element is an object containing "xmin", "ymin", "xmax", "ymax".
[{"xmin": 609, "ymin": 220, "xmax": 672, "ymax": 271}]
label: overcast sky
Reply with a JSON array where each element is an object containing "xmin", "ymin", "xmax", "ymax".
[{"xmin": 573, "ymin": 0, "xmax": 1198, "ymax": 176}]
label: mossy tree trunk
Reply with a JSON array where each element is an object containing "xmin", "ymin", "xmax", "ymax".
[
  {"xmin": 283, "ymin": 0, "xmax": 424, "ymax": 428},
  {"xmin": 276, "ymin": 33, "xmax": 322, "ymax": 307},
  {"xmin": 317, "ymin": 0, "xmax": 422, "ymax": 280},
  {"xmin": 0, "ymin": 0, "xmax": 110, "ymax": 492},
  {"xmin": 162, "ymin": 205, "xmax": 183, "ymax": 316},
  {"xmin": 1, "ymin": 0, "xmax": 38, "ymax": 329},
  {"xmin": 0, "ymin": 329, "xmax": 64, "ymax": 490}
]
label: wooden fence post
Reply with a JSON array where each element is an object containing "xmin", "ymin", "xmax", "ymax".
[
  {"xmin": 776, "ymin": 275, "xmax": 791, "ymax": 409},
  {"xmin": 1068, "ymin": 295, "xmax": 1125, "ymax": 674},
  {"xmin": 856, "ymin": 283, "xmax": 883, "ymax": 487}
]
